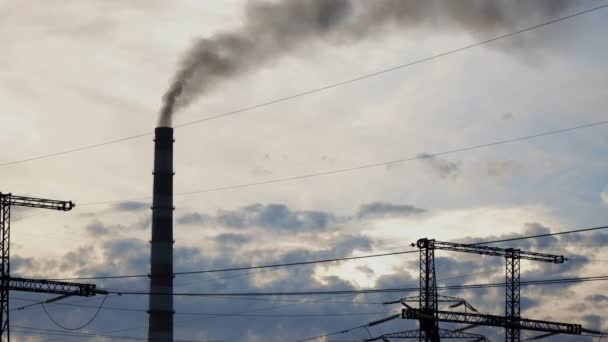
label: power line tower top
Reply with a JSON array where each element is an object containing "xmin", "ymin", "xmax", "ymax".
[
  {"xmin": 0, "ymin": 192, "xmax": 101, "ymax": 341},
  {"xmin": 411, "ymin": 238, "xmax": 572, "ymax": 342}
]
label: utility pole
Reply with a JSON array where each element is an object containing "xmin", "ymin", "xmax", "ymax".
[{"xmin": 0, "ymin": 193, "xmax": 104, "ymax": 341}]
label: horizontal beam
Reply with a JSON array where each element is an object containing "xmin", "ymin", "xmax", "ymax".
[
  {"xmin": 366, "ymin": 329, "xmax": 490, "ymax": 341},
  {"xmin": 0, "ymin": 193, "xmax": 74, "ymax": 211},
  {"xmin": 7, "ymin": 277, "xmax": 97, "ymax": 296},
  {"xmin": 418, "ymin": 239, "xmax": 564, "ymax": 264},
  {"xmin": 403, "ymin": 308, "xmax": 582, "ymax": 335}
]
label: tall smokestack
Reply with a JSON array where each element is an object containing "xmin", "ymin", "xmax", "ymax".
[{"xmin": 148, "ymin": 127, "xmax": 174, "ymax": 341}]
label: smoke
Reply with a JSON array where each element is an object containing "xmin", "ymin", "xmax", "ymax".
[{"xmin": 158, "ymin": 0, "xmax": 572, "ymax": 127}]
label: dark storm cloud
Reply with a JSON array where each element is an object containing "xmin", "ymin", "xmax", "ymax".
[
  {"xmin": 417, "ymin": 153, "xmax": 461, "ymax": 178},
  {"xmin": 160, "ymin": 0, "xmax": 573, "ymax": 126},
  {"xmin": 357, "ymin": 202, "xmax": 426, "ymax": 220}
]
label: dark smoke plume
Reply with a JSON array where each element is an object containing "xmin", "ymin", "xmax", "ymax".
[{"xmin": 158, "ymin": 0, "xmax": 571, "ymax": 127}]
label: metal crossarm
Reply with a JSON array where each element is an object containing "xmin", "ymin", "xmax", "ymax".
[
  {"xmin": 0, "ymin": 192, "xmax": 87, "ymax": 342},
  {"xmin": 366, "ymin": 328, "xmax": 491, "ymax": 341},
  {"xmin": 416, "ymin": 238, "xmax": 566, "ymax": 342},
  {"xmin": 404, "ymin": 309, "xmax": 583, "ymax": 335},
  {"xmin": 385, "ymin": 295, "xmax": 478, "ymax": 313},
  {"xmin": 1, "ymin": 194, "xmax": 74, "ymax": 211},
  {"xmin": 422, "ymin": 239, "xmax": 565, "ymax": 264},
  {"xmin": 8, "ymin": 277, "xmax": 97, "ymax": 296}
]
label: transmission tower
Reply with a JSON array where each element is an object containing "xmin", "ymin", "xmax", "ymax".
[
  {"xmin": 367, "ymin": 291, "xmax": 484, "ymax": 340},
  {"xmin": 401, "ymin": 238, "xmax": 596, "ymax": 341},
  {"xmin": 366, "ymin": 328, "xmax": 490, "ymax": 341},
  {"xmin": 0, "ymin": 193, "xmax": 104, "ymax": 341}
]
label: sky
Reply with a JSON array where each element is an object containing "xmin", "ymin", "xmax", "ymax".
[{"xmin": 1, "ymin": 0, "xmax": 608, "ymax": 341}]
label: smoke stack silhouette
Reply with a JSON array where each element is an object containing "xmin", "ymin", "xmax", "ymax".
[
  {"xmin": 158, "ymin": 0, "xmax": 570, "ymax": 126},
  {"xmin": 148, "ymin": 127, "xmax": 174, "ymax": 340}
]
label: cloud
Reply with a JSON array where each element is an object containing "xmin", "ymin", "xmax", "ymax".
[
  {"xmin": 85, "ymin": 219, "xmax": 110, "ymax": 236},
  {"xmin": 215, "ymin": 233, "xmax": 252, "ymax": 245},
  {"xmin": 178, "ymin": 202, "xmax": 427, "ymax": 232},
  {"xmin": 178, "ymin": 203, "xmax": 337, "ymax": 232},
  {"xmin": 85, "ymin": 218, "xmax": 146, "ymax": 236},
  {"xmin": 485, "ymin": 160, "xmax": 516, "ymax": 177},
  {"xmin": 356, "ymin": 202, "xmax": 425, "ymax": 220},
  {"xmin": 585, "ymin": 294, "xmax": 608, "ymax": 303},
  {"xmin": 418, "ymin": 153, "xmax": 461, "ymax": 178},
  {"xmin": 356, "ymin": 265, "xmax": 374, "ymax": 277},
  {"xmin": 8, "ymin": 211, "xmax": 606, "ymax": 341},
  {"xmin": 177, "ymin": 212, "xmax": 210, "ymax": 225},
  {"xmin": 217, "ymin": 203, "xmax": 336, "ymax": 231},
  {"xmin": 582, "ymin": 314, "xmax": 603, "ymax": 331},
  {"xmin": 112, "ymin": 201, "xmax": 148, "ymax": 212},
  {"xmin": 601, "ymin": 191, "xmax": 608, "ymax": 206}
]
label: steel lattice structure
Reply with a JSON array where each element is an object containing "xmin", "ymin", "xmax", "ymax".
[
  {"xmin": 418, "ymin": 238, "xmax": 439, "ymax": 341},
  {"xmin": 403, "ymin": 309, "xmax": 582, "ymax": 335},
  {"xmin": 385, "ymin": 295, "xmax": 478, "ymax": 313},
  {"xmin": 415, "ymin": 238, "xmax": 565, "ymax": 342},
  {"xmin": 365, "ymin": 328, "xmax": 491, "ymax": 341},
  {"xmin": 0, "ymin": 193, "xmax": 100, "ymax": 341},
  {"xmin": 505, "ymin": 249, "xmax": 521, "ymax": 341}
]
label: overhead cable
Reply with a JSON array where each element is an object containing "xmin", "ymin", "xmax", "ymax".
[
  {"xmin": 46, "ymin": 224, "xmax": 608, "ymax": 281},
  {"xmin": 80, "ymin": 120, "xmax": 608, "ymax": 207},
  {"xmin": 2, "ymin": 3, "xmax": 607, "ymax": 169}
]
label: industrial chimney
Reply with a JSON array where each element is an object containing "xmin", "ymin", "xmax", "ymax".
[{"xmin": 148, "ymin": 127, "xmax": 174, "ymax": 341}]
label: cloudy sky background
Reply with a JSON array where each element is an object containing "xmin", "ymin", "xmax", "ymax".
[{"xmin": 1, "ymin": 0, "xmax": 608, "ymax": 341}]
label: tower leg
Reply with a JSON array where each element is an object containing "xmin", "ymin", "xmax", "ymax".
[
  {"xmin": 505, "ymin": 250, "xmax": 521, "ymax": 342},
  {"xmin": 0, "ymin": 195, "xmax": 11, "ymax": 342},
  {"xmin": 418, "ymin": 239, "xmax": 439, "ymax": 342}
]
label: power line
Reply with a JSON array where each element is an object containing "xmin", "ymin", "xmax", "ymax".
[
  {"xmin": 12, "ymin": 296, "xmax": 394, "ymax": 317},
  {"xmin": 2, "ymin": 2, "xmax": 607, "ymax": 170},
  {"xmin": 474, "ymin": 225, "xmax": 608, "ymax": 245},
  {"xmin": 104, "ymin": 275, "xmax": 608, "ymax": 297},
  {"xmin": 40, "ymin": 295, "xmax": 107, "ymax": 331},
  {"xmin": 79, "ymin": 119, "xmax": 608, "ymax": 207},
  {"xmin": 21, "ymin": 299, "xmax": 394, "ymax": 318},
  {"xmin": 294, "ymin": 322, "xmax": 371, "ymax": 342},
  {"xmin": 11, "ymin": 325, "xmax": 216, "ymax": 342},
  {"xmin": 12, "ymin": 270, "xmax": 497, "ymax": 313},
  {"xmin": 87, "ymin": 294, "xmax": 365, "ymax": 339},
  {"xmin": 46, "ymin": 224, "xmax": 608, "ymax": 281},
  {"xmin": 48, "ymin": 249, "xmax": 418, "ymax": 280}
]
